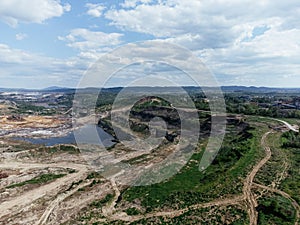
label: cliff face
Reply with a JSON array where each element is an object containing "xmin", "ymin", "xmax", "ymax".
[{"xmin": 98, "ymin": 104, "xmax": 248, "ymax": 144}]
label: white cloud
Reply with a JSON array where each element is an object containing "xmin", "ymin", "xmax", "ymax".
[
  {"xmin": 120, "ymin": 0, "xmax": 153, "ymax": 8},
  {"xmin": 0, "ymin": 44, "xmax": 32, "ymax": 63},
  {"xmin": 58, "ymin": 28, "xmax": 123, "ymax": 51},
  {"xmin": 106, "ymin": 0, "xmax": 300, "ymax": 49},
  {"xmin": 0, "ymin": 0, "xmax": 71, "ymax": 27},
  {"xmin": 85, "ymin": 3, "xmax": 105, "ymax": 18},
  {"xmin": 2, "ymin": 0, "xmax": 300, "ymax": 88},
  {"xmin": 0, "ymin": 43, "xmax": 87, "ymax": 88},
  {"xmin": 198, "ymin": 26, "xmax": 300, "ymax": 87},
  {"xmin": 104, "ymin": 0, "xmax": 300, "ymax": 87},
  {"xmin": 15, "ymin": 33, "xmax": 28, "ymax": 41}
]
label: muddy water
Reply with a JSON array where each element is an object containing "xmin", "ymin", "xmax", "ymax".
[{"xmin": 15, "ymin": 125, "xmax": 115, "ymax": 147}]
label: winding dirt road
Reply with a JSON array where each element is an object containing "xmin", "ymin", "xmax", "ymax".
[
  {"xmin": 0, "ymin": 161, "xmax": 89, "ymax": 221},
  {"xmin": 100, "ymin": 129, "xmax": 274, "ymax": 223},
  {"xmin": 243, "ymin": 131, "xmax": 273, "ymax": 225},
  {"xmin": 103, "ymin": 119, "xmax": 299, "ymax": 224},
  {"xmin": 1, "ymin": 118, "xmax": 299, "ymax": 224},
  {"xmin": 253, "ymin": 183, "xmax": 299, "ymax": 225}
]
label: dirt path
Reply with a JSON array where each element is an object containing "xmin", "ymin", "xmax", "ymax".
[
  {"xmin": 102, "ymin": 130, "xmax": 274, "ymax": 224},
  {"xmin": 1, "ymin": 117, "xmax": 298, "ymax": 224},
  {"xmin": 102, "ymin": 178, "xmax": 121, "ymax": 217},
  {"xmin": 36, "ymin": 179, "xmax": 93, "ymax": 225},
  {"xmin": 0, "ymin": 161, "xmax": 89, "ymax": 220},
  {"xmin": 107, "ymin": 195, "xmax": 245, "ymax": 222},
  {"xmin": 48, "ymin": 122, "xmax": 296, "ymax": 224},
  {"xmin": 241, "ymin": 118, "xmax": 299, "ymax": 225},
  {"xmin": 243, "ymin": 131, "xmax": 273, "ymax": 225},
  {"xmin": 273, "ymin": 119, "xmax": 299, "ymax": 132},
  {"xmin": 253, "ymin": 183, "xmax": 300, "ymax": 225}
]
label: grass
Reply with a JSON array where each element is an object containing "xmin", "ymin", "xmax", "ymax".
[
  {"xmin": 125, "ymin": 207, "xmax": 141, "ymax": 216},
  {"xmin": 125, "ymin": 205, "xmax": 248, "ymax": 225},
  {"xmin": 7, "ymin": 173, "xmax": 66, "ymax": 189},
  {"xmin": 280, "ymin": 146, "xmax": 300, "ymax": 204},
  {"xmin": 90, "ymin": 193, "xmax": 115, "ymax": 208},
  {"xmin": 254, "ymin": 126, "xmax": 300, "ymax": 204},
  {"xmin": 121, "ymin": 117, "xmax": 268, "ymax": 212},
  {"xmin": 257, "ymin": 194, "xmax": 296, "ymax": 225},
  {"xmin": 255, "ymin": 131, "xmax": 289, "ymax": 186},
  {"xmin": 36, "ymin": 145, "xmax": 79, "ymax": 155}
]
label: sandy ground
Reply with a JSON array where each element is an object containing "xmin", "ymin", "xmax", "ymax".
[
  {"xmin": 0, "ymin": 117, "xmax": 299, "ymax": 224},
  {"xmin": 0, "ymin": 115, "xmax": 67, "ymax": 129}
]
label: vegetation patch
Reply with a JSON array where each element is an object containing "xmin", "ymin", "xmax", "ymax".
[
  {"xmin": 257, "ymin": 195, "xmax": 296, "ymax": 225},
  {"xmin": 7, "ymin": 173, "xmax": 66, "ymax": 189},
  {"xmin": 90, "ymin": 193, "xmax": 115, "ymax": 208},
  {"xmin": 121, "ymin": 119, "xmax": 265, "ymax": 212},
  {"xmin": 277, "ymin": 130, "xmax": 300, "ymax": 203}
]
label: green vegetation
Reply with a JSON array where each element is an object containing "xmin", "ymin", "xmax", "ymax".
[
  {"xmin": 125, "ymin": 207, "xmax": 141, "ymax": 216},
  {"xmin": 255, "ymin": 131, "xmax": 289, "ymax": 186},
  {"xmin": 90, "ymin": 193, "xmax": 115, "ymax": 208},
  {"xmin": 37, "ymin": 145, "xmax": 79, "ymax": 155},
  {"xmin": 87, "ymin": 171, "xmax": 102, "ymax": 180},
  {"xmin": 14, "ymin": 103, "xmax": 45, "ymax": 114},
  {"xmin": 225, "ymin": 93, "xmax": 300, "ymax": 119},
  {"xmin": 58, "ymin": 145, "xmax": 80, "ymax": 153},
  {"xmin": 279, "ymin": 132, "xmax": 300, "ymax": 204},
  {"xmin": 257, "ymin": 195, "xmax": 296, "ymax": 225},
  {"xmin": 132, "ymin": 96, "xmax": 171, "ymax": 112},
  {"xmin": 119, "ymin": 205, "xmax": 248, "ymax": 225},
  {"xmin": 66, "ymin": 179, "xmax": 83, "ymax": 192},
  {"xmin": 12, "ymin": 103, "xmax": 56, "ymax": 115},
  {"xmin": 64, "ymin": 193, "xmax": 115, "ymax": 224},
  {"xmin": 4, "ymin": 88, "xmax": 300, "ymax": 224},
  {"xmin": 86, "ymin": 172, "xmax": 104, "ymax": 187},
  {"xmin": 121, "ymin": 119, "xmax": 265, "ymax": 212},
  {"xmin": 280, "ymin": 148, "xmax": 300, "ymax": 204},
  {"xmin": 282, "ymin": 130, "xmax": 300, "ymax": 148},
  {"xmin": 7, "ymin": 173, "xmax": 66, "ymax": 189}
]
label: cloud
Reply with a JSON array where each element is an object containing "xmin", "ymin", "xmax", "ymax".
[
  {"xmin": 0, "ymin": 0, "xmax": 71, "ymax": 27},
  {"xmin": 104, "ymin": 0, "xmax": 300, "ymax": 87},
  {"xmin": 106, "ymin": 0, "xmax": 300, "ymax": 49},
  {"xmin": 120, "ymin": 0, "xmax": 153, "ymax": 8},
  {"xmin": 58, "ymin": 29, "xmax": 123, "ymax": 50},
  {"xmin": 199, "ymin": 26, "xmax": 300, "ymax": 87},
  {"xmin": 15, "ymin": 33, "xmax": 28, "ymax": 41},
  {"xmin": 0, "ymin": 44, "xmax": 32, "ymax": 63},
  {"xmin": 0, "ymin": 43, "xmax": 87, "ymax": 88},
  {"xmin": 2, "ymin": 1, "xmax": 300, "ymax": 88},
  {"xmin": 85, "ymin": 3, "xmax": 105, "ymax": 18}
]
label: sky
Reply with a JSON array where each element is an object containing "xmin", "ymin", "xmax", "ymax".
[{"xmin": 0, "ymin": 0, "xmax": 300, "ymax": 88}]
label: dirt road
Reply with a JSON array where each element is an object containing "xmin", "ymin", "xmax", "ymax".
[
  {"xmin": 243, "ymin": 131, "xmax": 273, "ymax": 225},
  {"xmin": 1, "ymin": 117, "xmax": 299, "ymax": 224},
  {"xmin": 104, "ymin": 131, "xmax": 273, "ymax": 224},
  {"xmin": 253, "ymin": 183, "xmax": 300, "ymax": 225},
  {"xmin": 0, "ymin": 161, "xmax": 89, "ymax": 220},
  {"xmin": 104, "ymin": 126, "xmax": 299, "ymax": 224}
]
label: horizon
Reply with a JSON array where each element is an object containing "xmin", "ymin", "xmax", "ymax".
[{"xmin": 3, "ymin": 85, "xmax": 300, "ymax": 91}]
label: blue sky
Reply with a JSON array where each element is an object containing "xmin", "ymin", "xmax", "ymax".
[{"xmin": 0, "ymin": 0, "xmax": 300, "ymax": 88}]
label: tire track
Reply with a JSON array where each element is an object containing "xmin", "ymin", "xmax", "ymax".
[{"xmin": 243, "ymin": 131, "xmax": 273, "ymax": 225}]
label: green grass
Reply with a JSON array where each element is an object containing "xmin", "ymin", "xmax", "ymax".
[
  {"xmin": 125, "ymin": 207, "xmax": 141, "ymax": 216},
  {"xmin": 280, "ymin": 147, "xmax": 300, "ymax": 204},
  {"xmin": 121, "ymin": 118, "xmax": 267, "ymax": 212},
  {"xmin": 90, "ymin": 193, "xmax": 115, "ymax": 208},
  {"xmin": 7, "ymin": 173, "xmax": 66, "ymax": 189},
  {"xmin": 257, "ymin": 195, "xmax": 296, "ymax": 225},
  {"xmin": 126, "ymin": 205, "xmax": 248, "ymax": 225},
  {"xmin": 37, "ymin": 145, "xmax": 79, "ymax": 155},
  {"xmin": 255, "ymin": 132, "xmax": 289, "ymax": 186}
]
